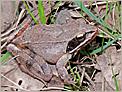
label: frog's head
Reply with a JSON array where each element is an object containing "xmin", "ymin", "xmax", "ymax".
[{"xmin": 66, "ymin": 29, "xmax": 98, "ymax": 53}]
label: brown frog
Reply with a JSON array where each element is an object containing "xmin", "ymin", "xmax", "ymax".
[{"xmin": 7, "ymin": 16, "xmax": 98, "ymax": 85}]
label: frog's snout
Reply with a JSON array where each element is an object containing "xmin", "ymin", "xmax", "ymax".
[{"xmin": 7, "ymin": 44, "xmax": 21, "ymax": 53}]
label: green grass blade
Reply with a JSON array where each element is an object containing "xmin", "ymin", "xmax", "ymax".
[
  {"xmin": 74, "ymin": 0, "xmax": 118, "ymax": 39},
  {"xmin": 90, "ymin": 35, "xmax": 121, "ymax": 55},
  {"xmin": 112, "ymin": 68, "xmax": 119, "ymax": 91},
  {"xmin": 105, "ymin": 0, "xmax": 109, "ymax": 19},
  {"xmin": 0, "ymin": 51, "xmax": 11, "ymax": 63},
  {"xmin": 48, "ymin": 0, "xmax": 61, "ymax": 24},
  {"xmin": 101, "ymin": 37, "xmax": 104, "ymax": 52},
  {"xmin": 38, "ymin": 0, "xmax": 46, "ymax": 24},
  {"xmin": 22, "ymin": 0, "xmax": 38, "ymax": 24}
]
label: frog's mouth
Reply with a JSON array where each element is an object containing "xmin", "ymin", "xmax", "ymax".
[{"xmin": 66, "ymin": 30, "xmax": 97, "ymax": 53}]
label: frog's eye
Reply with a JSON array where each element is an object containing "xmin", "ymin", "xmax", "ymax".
[{"xmin": 76, "ymin": 33, "xmax": 84, "ymax": 38}]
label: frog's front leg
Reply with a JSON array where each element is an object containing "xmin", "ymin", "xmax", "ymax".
[{"xmin": 56, "ymin": 53, "xmax": 74, "ymax": 84}]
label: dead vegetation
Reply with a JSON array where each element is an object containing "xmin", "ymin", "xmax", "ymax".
[{"xmin": 1, "ymin": 1, "xmax": 121, "ymax": 91}]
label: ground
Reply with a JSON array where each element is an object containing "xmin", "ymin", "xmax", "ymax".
[{"xmin": 1, "ymin": 1, "xmax": 122, "ymax": 91}]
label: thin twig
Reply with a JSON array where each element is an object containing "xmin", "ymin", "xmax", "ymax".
[
  {"xmin": 84, "ymin": 72, "xmax": 95, "ymax": 89},
  {"xmin": 80, "ymin": 67, "xmax": 85, "ymax": 87},
  {"xmin": 75, "ymin": 1, "xmax": 117, "ymax": 9},
  {"xmin": 1, "ymin": 36, "xmax": 8, "ymax": 43},
  {"xmin": 1, "ymin": 20, "xmax": 30, "ymax": 49},
  {"xmin": 80, "ymin": 64, "xmax": 96, "ymax": 67},
  {"xmin": 1, "ymin": 42, "xmax": 8, "ymax": 50},
  {"xmin": 1, "ymin": 8, "xmax": 25, "ymax": 38},
  {"xmin": 39, "ymin": 87, "xmax": 65, "ymax": 91},
  {"xmin": 112, "ymin": 3, "xmax": 116, "ymax": 27},
  {"xmin": 2, "ymin": 85, "xmax": 23, "ymax": 90},
  {"xmin": 91, "ymin": 69, "xmax": 96, "ymax": 79},
  {"xmin": 1, "ymin": 9, "xmax": 26, "ymax": 49},
  {"xmin": 94, "ymin": 1, "xmax": 100, "ymax": 16},
  {"xmin": 102, "ymin": 76, "xmax": 105, "ymax": 91},
  {"xmin": 15, "ymin": 9, "xmax": 25, "ymax": 27},
  {"xmin": 1, "ymin": 74, "xmax": 28, "ymax": 91},
  {"xmin": 3, "ymin": 67, "xmax": 18, "ymax": 76},
  {"xmin": 2, "ymin": 85, "xmax": 65, "ymax": 91},
  {"xmin": 1, "ymin": 27, "xmax": 16, "ymax": 38},
  {"xmin": 1, "ymin": 55, "xmax": 19, "ymax": 65}
]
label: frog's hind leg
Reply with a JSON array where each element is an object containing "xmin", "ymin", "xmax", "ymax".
[{"xmin": 7, "ymin": 44, "xmax": 53, "ymax": 86}]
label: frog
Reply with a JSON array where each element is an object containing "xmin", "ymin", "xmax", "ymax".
[
  {"xmin": 6, "ymin": 9, "xmax": 98, "ymax": 85},
  {"xmin": 7, "ymin": 20, "xmax": 98, "ymax": 85}
]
